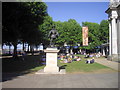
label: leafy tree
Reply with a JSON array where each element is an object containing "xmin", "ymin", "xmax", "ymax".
[
  {"xmin": 53, "ymin": 21, "xmax": 64, "ymax": 46},
  {"xmin": 2, "ymin": 2, "xmax": 48, "ymax": 57},
  {"xmin": 38, "ymin": 16, "xmax": 53, "ymax": 46},
  {"xmin": 3, "ymin": 2, "xmax": 24, "ymax": 57},
  {"xmin": 67, "ymin": 19, "xmax": 82, "ymax": 46},
  {"xmin": 19, "ymin": 2, "xmax": 48, "ymax": 49},
  {"xmin": 99, "ymin": 20, "xmax": 109, "ymax": 44},
  {"xmin": 55, "ymin": 19, "xmax": 82, "ymax": 47}
]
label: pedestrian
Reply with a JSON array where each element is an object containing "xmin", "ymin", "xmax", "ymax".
[
  {"xmin": 90, "ymin": 57, "xmax": 95, "ymax": 64},
  {"xmin": 76, "ymin": 56, "xmax": 81, "ymax": 61}
]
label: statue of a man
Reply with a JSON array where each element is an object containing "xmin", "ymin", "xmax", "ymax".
[{"xmin": 48, "ymin": 25, "xmax": 59, "ymax": 47}]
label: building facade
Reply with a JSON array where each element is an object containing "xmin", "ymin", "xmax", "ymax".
[{"xmin": 106, "ymin": 0, "xmax": 120, "ymax": 61}]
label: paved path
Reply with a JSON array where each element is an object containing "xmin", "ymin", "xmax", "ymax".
[
  {"xmin": 2, "ymin": 72, "xmax": 118, "ymax": 88},
  {"xmin": 95, "ymin": 58, "xmax": 120, "ymax": 71},
  {"xmin": 2, "ymin": 57, "xmax": 119, "ymax": 88}
]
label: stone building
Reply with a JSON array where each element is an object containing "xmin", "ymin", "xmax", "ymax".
[{"xmin": 106, "ymin": 0, "xmax": 120, "ymax": 61}]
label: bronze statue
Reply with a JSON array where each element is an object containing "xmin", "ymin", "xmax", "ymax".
[{"xmin": 48, "ymin": 25, "xmax": 59, "ymax": 47}]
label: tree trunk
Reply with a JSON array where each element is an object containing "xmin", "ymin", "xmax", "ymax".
[
  {"xmin": 2, "ymin": 44, "xmax": 3, "ymax": 50},
  {"xmin": 23, "ymin": 42, "xmax": 25, "ymax": 51},
  {"xmin": 32, "ymin": 48, "xmax": 34, "ymax": 56},
  {"xmin": 9, "ymin": 45, "xmax": 11, "ymax": 54},
  {"xmin": 27, "ymin": 44, "xmax": 30, "ymax": 52},
  {"xmin": 30, "ymin": 45, "xmax": 34, "ymax": 56},
  {"xmin": 13, "ymin": 42, "xmax": 17, "ymax": 57}
]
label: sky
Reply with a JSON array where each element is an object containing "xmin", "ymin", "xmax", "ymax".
[{"xmin": 45, "ymin": 2, "xmax": 109, "ymax": 25}]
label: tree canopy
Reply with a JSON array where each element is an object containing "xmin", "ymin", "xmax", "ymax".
[
  {"xmin": 99, "ymin": 20, "xmax": 109, "ymax": 44},
  {"xmin": 54, "ymin": 19, "xmax": 82, "ymax": 47},
  {"xmin": 38, "ymin": 16, "xmax": 53, "ymax": 46},
  {"xmin": 2, "ymin": 2, "xmax": 48, "ymax": 56}
]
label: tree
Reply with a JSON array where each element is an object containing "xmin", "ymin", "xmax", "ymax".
[
  {"xmin": 3, "ymin": 2, "xmax": 24, "ymax": 57},
  {"xmin": 2, "ymin": 2, "xmax": 48, "ymax": 57},
  {"xmin": 99, "ymin": 20, "xmax": 109, "ymax": 44},
  {"xmin": 38, "ymin": 16, "xmax": 53, "ymax": 46},
  {"xmin": 55, "ymin": 19, "xmax": 82, "ymax": 47},
  {"xmin": 18, "ymin": 2, "xmax": 48, "ymax": 51},
  {"xmin": 53, "ymin": 21, "xmax": 64, "ymax": 46}
]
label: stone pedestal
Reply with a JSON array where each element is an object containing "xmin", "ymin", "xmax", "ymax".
[{"xmin": 44, "ymin": 48, "xmax": 59, "ymax": 73}]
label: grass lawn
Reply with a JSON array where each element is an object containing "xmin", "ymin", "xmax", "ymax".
[
  {"xmin": 30, "ymin": 65, "xmax": 45, "ymax": 72},
  {"xmin": 2, "ymin": 54, "xmax": 115, "ymax": 74},
  {"xmin": 57, "ymin": 54, "xmax": 116, "ymax": 73},
  {"xmin": 58, "ymin": 60, "xmax": 112, "ymax": 73},
  {"xmin": 31, "ymin": 54, "xmax": 115, "ymax": 74}
]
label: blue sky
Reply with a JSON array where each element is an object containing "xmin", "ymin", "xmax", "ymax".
[{"xmin": 45, "ymin": 2, "xmax": 109, "ymax": 25}]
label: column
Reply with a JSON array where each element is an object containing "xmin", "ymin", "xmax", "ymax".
[
  {"xmin": 102, "ymin": 48, "xmax": 105, "ymax": 56},
  {"xmin": 111, "ymin": 13, "xmax": 118, "ymax": 60},
  {"xmin": 117, "ymin": 17, "xmax": 120, "ymax": 61},
  {"xmin": 109, "ymin": 19, "xmax": 112, "ymax": 56},
  {"xmin": 111, "ymin": 17, "xmax": 117, "ymax": 54},
  {"xmin": 106, "ymin": 46, "xmax": 109, "ymax": 56}
]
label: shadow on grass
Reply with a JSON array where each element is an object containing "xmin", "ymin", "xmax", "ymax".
[
  {"xmin": 2, "ymin": 54, "xmax": 44, "ymax": 82},
  {"xmin": 59, "ymin": 65, "xmax": 67, "ymax": 71}
]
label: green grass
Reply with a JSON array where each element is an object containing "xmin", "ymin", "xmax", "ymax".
[
  {"xmin": 29, "ymin": 54, "xmax": 114, "ymax": 73},
  {"xmin": 58, "ymin": 60, "xmax": 110, "ymax": 73},
  {"xmin": 2, "ymin": 54, "xmax": 114, "ymax": 74},
  {"xmin": 30, "ymin": 65, "xmax": 45, "ymax": 71},
  {"xmin": 58, "ymin": 55, "xmax": 114, "ymax": 73}
]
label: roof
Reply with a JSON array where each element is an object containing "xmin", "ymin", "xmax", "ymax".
[{"xmin": 105, "ymin": 3, "xmax": 120, "ymax": 14}]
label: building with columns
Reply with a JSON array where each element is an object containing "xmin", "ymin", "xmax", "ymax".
[{"xmin": 106, "ymin": 0, "xmax": 120, "ymax": 61}]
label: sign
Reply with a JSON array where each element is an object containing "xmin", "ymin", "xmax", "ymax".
[{"xmin": 82, "ymin": 26, "xmax": 88, "ymax": 46}]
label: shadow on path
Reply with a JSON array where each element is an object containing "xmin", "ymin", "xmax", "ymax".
[{"xmin": 2, "ymin": 54, "xmax": 44, "ymax": 82}]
